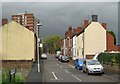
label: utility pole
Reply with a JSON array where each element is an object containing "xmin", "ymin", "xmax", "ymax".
[{"xmin": 37, "ymin": 20, "xmax": 42, "ymax": 72}]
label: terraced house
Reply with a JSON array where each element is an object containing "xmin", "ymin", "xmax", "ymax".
[{"xmin": 61, "ymin": 15, "xmax": 120, "ymax": 60}]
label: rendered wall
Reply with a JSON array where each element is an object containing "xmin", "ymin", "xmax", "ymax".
[
  {"xmin": 0, "ymin": 21, "xmax": 35, "ymax": 60},
  {"xmin": 84, "ymin": 22, "xmax": 106, "ymax": 57}
]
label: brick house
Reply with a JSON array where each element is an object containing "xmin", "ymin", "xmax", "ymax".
[{"xmin": 61, "ymin": 26, "xmax": 81, "ymax": 58}]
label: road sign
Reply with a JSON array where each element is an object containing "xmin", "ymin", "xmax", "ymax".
[{"xmin": 10, "ymin": 69, "xmax": 16, "ymax": 75}]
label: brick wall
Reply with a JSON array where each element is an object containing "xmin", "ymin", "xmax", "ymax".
[
  {"xmin": 107, "ymin": 32, "xmax": 120, "ymax": 51},
  {"xmin": 2, "ymin": 18, "xmax": 8, "ymax": 26}
]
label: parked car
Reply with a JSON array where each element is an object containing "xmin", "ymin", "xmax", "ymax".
[
  {"xmin": 74, "ymin": 58, "xmax": 86, "ymax": 70},
  {"xmin": 82, "ymin": 59, "xmax": 104, "ymax": 75},
  {"xmin": 58, "ymin": 55, "xmax": 63, "ymax": 61},
  {"xmin": 55, "ymin": 51, "xmax": 61, "ymax": 58},
  {"xmin": 61, "ymin": 55, "xmax": 69, "ymax": 62},
  {"xmin": 41, "ymin": 53, "xmax": 47, "ymax": 59}
]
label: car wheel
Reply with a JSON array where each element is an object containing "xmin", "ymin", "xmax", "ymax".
[
  {"xmin": 99, "ymin": 73, "xmax": 102, "ymax": 76},
  {"xmin": 82, "ymin": 69, "xmax": 85, "ymax": 73}
]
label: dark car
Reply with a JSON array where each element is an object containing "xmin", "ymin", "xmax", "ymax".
[
  {"xmin": 61, "ymin": 55, "xmax": 69, "ymax": 62},
  {"xmin": 74, "ymin": 58, "xmax": 86, "ymax": 70}
]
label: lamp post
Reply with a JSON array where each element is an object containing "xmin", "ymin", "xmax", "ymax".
[{"xmin": 37, "ymin": 20, "xmax": 42, "ymax": 72}]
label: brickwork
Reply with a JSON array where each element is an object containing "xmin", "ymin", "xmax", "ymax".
[
  {"xmin": 12, "ymin": 13, "xmax": 37, "ymax": 32},
  {"xmin": 2, "ymin": 18, "xmax": 8, "ymax": 26},
  {"xmin": 107, "ymin": 32, "xmax": 119, "ymax": 51}
]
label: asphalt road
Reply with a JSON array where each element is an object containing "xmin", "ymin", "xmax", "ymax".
[{"xmin": 42, "ymin": 54, "xmax": 119, "ymax": 83}]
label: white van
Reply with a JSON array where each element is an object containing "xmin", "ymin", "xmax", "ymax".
[{"xmin": 55, "ymin": 51, "xmax": 61, "ymax": 58}]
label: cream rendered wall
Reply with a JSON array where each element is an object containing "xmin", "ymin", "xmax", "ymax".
[
  {"xmin": 76, "ymin": 33, "xmax": 83, "ymax": 58},
  {"xmin": 1, "ymin": 21, "xmax": 35, "ymax": 60},
  {"xmin": 72, "ymin": 35, "xmax": 76, "ymax": 57},
  {"xmin": 0, "ymin": 27, "xmax": 1, "ymax": 84},
  {"xmin": 84, "ymin": 22, "xmax": 106, "ymax": 57}
]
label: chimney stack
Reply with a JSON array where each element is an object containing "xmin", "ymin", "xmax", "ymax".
[
  {"xmin": 68, "ymin": 26, "xmax": 72, "ymax": 31},
  {"xmin": 2, "ymin": 18, "xmax": 8, "ymax": 26},
  {"xmin": 77, "ymin": 27, "xmax": 81, "ymax": 33},
  {"xmin": 92, "ymin": 15, "xmax": 98, "ymax": 22},
  {"xmin": 102, "ymin": 23, "xmax": 107, "ymax": 30},
  {"xmin": 84, "ymin": 20, "xmax": 89, "ymax": 28}
]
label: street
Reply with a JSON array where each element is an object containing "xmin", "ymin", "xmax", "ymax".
[{"xmin": 42, "ymin": 54, "xmax": 119, "ymax": 83}]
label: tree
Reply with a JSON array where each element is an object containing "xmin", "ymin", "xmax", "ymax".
[
  {"xmin": 108, "ymin": 31, "xmax": 116, "ymax": 45},
  {"xmin": 44, "ymin": 35, "xmax": 61, "ymax": 54}
]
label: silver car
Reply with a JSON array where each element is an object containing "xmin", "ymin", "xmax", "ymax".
[
  {"xmin": 41, "ymin": 53, "xmax": 47, "ymax": 59},
  {"xmin": 82, "ymin": 59, "xmax": 104, "ymax": 75}
]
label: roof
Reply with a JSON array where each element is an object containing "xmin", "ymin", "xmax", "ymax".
[
  {"xmin": 0, "ymin": 21, "xmax": 34, "ymax": 34},
  {"xmin": 76, "ymin": 21, "xmax": 107, "ymax": 36}
]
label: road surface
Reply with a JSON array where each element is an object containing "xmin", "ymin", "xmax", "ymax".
[{"xmin": 42, "ymin": 54, "xmax": 119, "ymax": 83}]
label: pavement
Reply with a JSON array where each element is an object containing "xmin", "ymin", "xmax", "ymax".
[{"xmin": 25, "ymin": 60, "xmax": 44, "ymax": 83}]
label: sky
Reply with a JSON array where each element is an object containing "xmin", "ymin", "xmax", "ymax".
[{"xmin": 1, "ymin": 1, "xmax": 119, "ymax": 44}]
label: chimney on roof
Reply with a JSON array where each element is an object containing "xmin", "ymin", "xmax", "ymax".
[
  {"xmin": 73, "ymin": 29, "xmax": 77, "ymax": 33},
  {"xmin": 84, "ymin": 20, "xmax": 89, "ymax": 28},
  {"xmin": 102, "ymin": 23, "xmax": 107, "ymax": 30},
  {"xmin": 92, "ymin": 15, "xmax": 98, "ymax": 22},
  {"xmin": 77, "ymin": 27, "xmax": 81, "ymax": 33},
  {"xmin": 68, "ymin": 26, "xmax": 72, "ymax": 31},
  {"xmin": 2, "ymin": 18, "xmax": 8, "ymax": 26}
]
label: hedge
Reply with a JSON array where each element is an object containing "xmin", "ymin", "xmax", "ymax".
[{"xmin": 98, "ymin": 53, "xmax": 120, "ymax": 66}]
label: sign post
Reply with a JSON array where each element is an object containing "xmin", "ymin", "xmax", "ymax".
[{"xmin": 9, "ymin": 69, "xmax": 16, "ymax": 82}]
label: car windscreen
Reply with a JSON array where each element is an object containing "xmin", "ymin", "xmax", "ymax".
[
  {"xmin": 79, "ymin": 59, "xmax": 85, "ymax": 62},
  {"xmin": 87, "ymin": 60, "xmax": 100, "ymax": 65},
  {"xmin": 62, "ymin": 56, "xmax": 69, "ymax": 59}
]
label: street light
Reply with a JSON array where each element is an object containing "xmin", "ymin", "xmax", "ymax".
[{"xmin": 37, "ymin": 20, "xmax": 42, "ymax": 72}]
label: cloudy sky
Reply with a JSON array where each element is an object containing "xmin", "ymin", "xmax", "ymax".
[{"xmin": 1, "ymin": 1, "xmax": 119, "ymax": 44}]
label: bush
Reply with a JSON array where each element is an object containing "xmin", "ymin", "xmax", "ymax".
[{"xmin": 98, "ymin": 53, "xmax": 120, "ymax": 66}]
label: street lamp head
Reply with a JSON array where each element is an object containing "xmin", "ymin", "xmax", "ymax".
[{"xmin": 37, "ymin": 23, "xmax": 42, "ymax": 26}]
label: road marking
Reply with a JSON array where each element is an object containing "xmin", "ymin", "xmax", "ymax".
[
  {"xmin": 60, "ymin": 66, "xmax": 62, "ymax": 68},
  {"xmin": 64, "ymin": 69, "xmax": 69, "ymax": 74},
  {"xmin": 72, "ymin": 74, "xmax": 81, "ymax": 82},
  {"xmin": 52, "ymin": 72, "xmax": 58, "ymax": 80},
  {"xmin": 57, "ymin": 64, "xmax": 62, "ymax": 68},
  {"xmin": 69, "ymin": 64, "xmax": 74, "ymax": 68}
]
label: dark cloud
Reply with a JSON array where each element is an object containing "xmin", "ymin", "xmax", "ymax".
[{"xmin": 2, "ymin": 2, "xmax": 118, "ymax": 44}]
